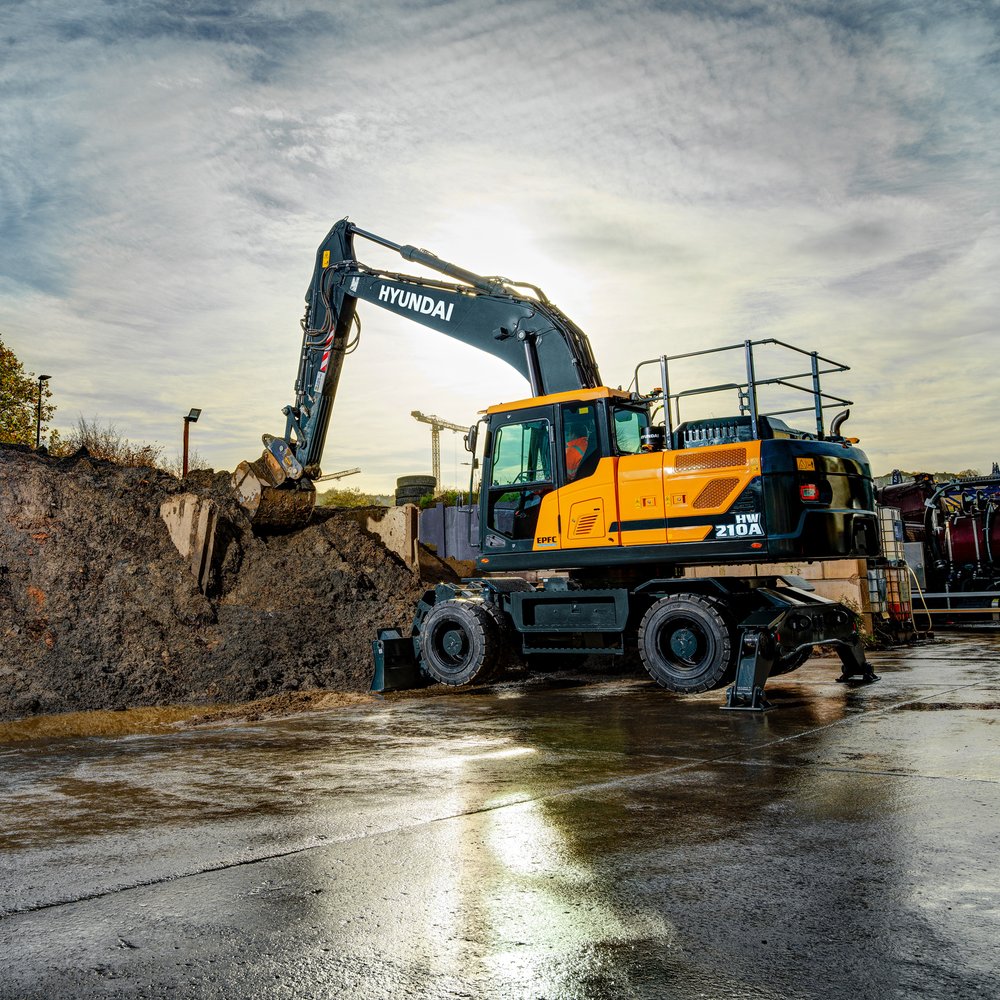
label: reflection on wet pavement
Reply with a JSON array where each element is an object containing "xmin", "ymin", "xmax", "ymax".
[{"xmin": 1, "ymin": 635, "xmax": 999, "ymax": 998}]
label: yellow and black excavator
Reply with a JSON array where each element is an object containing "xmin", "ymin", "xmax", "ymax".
[{"xmin": 235, "ymin": 219, "xmax": 880, "ymax": 709}]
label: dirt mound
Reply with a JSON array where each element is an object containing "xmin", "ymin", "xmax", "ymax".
[{"xmin": 0, "ymin": 445, "xmax": 426, "ymax": 721}]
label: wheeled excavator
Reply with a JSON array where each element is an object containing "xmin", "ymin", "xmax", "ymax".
[{"xmin": 234, "ymin": 218, "xmax": 880, "ymax": 709}]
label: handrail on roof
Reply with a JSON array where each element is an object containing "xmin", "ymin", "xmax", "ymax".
[{"xmin": 631, "ymin": 338, "xmax": 853, "ymax": 442}]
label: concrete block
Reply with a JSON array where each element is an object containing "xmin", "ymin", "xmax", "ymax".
[
  {"xmin": 822, "ymin": 559, "xmax": 867, "ymax": 581},
  {"xmin": 790, "ymin": 562, "xmax": 825, "ymax": 580},
  {"xmin": 811, "ymin": 580, "xmax": 863, "ymax": 607},
  {"xmin": 160, "ymin": 493, "xmax": 217, "ymax": 592},
  {"xmin": 685, "ymin": 560, "xmax": 824, "ymax": 581}
]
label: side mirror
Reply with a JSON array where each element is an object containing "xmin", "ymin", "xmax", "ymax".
[{"xmin": 464, "ymin": 424, "xmax": 478, "ymax": 454}]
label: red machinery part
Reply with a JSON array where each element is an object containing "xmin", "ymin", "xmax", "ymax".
[{"xmin": 939, "ymin": 505, "xmax": 1000, "ymax": 569}]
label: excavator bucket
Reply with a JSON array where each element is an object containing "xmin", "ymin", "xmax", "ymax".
[{"xmin": 231, "ymin": 455, "xmax": 316, "ymax": 532}]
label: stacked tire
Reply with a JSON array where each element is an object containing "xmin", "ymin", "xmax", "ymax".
[{"xmin": 395, "ymin": 474, "xmax": 436, "ymax": 506}]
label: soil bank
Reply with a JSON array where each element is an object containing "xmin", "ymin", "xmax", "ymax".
[{"xmin": 0, "ymin": 445, "xmax": 428, "ymax": 722}]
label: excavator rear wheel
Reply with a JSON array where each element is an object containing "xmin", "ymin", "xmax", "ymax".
[
  {"xmin": 638, "ymin": 593, "xmax": 736, "ymax": 693},
  {"xmin": 418, "ymin": 600, "xmax": 501, "ymax": 686}
]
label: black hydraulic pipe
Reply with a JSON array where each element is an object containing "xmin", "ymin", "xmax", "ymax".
[
  {"xmin": 522, "ymin": 332, "xmax": 543, "ymax": 397},
  {"xmin": 660, "ymin": 355, "xmax": 672, "ymax": 445},
  {"xmin": 743, "ymin": 340, "xmax": 759, "ymax": 439},
  {"xmin": 349, "ymin": 224, "xmax": 507, "ymax": 296},
  {"xmin": 811, "ymin": 353, "xmax": 824, "ymax": 437}
]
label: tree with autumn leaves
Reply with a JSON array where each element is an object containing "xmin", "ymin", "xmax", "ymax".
[{"xmin": 0, "ymin": 338, "xmax": 56, "ymax": 448}]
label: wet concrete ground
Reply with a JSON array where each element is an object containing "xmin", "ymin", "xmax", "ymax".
[{"xmin": 1, "ymin": 635, "xmax": 999, "ymax": 999}]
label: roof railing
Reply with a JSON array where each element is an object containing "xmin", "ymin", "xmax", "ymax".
[{"xmin": 632, "ymin": 338, "xmax": 853, "ymax": 443}]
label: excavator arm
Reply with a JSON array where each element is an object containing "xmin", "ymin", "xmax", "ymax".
[{"xmin": 233, "ymin": 218, "xmax": 602, "ymax": 530}]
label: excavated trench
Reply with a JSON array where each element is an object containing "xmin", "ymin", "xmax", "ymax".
[{"xmin": 0, "ymin": 444, "xmax": 430, "ymax": 722}]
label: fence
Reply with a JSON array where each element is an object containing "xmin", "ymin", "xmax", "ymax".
[{"xmin": 419, "ymin": 503, "xmax": 480, "ymax": 563}]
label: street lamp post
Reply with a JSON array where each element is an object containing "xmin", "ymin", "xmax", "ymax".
[
  {"xmin": 35, "ymin": 375, "xmax": 51, "ymax": 449},
  {"xmin": 182, "ymin": 408, "xmax": 202, "ymax": 477}
]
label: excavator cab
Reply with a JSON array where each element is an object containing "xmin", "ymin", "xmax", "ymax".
[{"xmin": 477, "ymin": 390, "xmax": 641, "ymax": 566}]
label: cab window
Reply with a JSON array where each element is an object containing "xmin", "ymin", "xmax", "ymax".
[
  {"xmin": 491, "ymin": 419, "xmax": 551, "ymax": 486},
  {"xmin": 487, "ymin": 419, "xmax": 552, "ymax": 541},
  {"xmin": 612, "ymin": 407, "xmax": 650, "ymax": 455},
  {"xmin": 562, "ymin": 403, "xmax": 600, "ymax": 482}
]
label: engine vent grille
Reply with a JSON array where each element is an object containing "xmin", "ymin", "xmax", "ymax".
[
  {"xmin": 675, "ymin": 447, "xmax": 747, "ymax": 471},
  {"xmin": 693, "ymin": 477, "xmax": 741, "ymax": 509},
  {"xmin": 573, "ymin": 513, "xmax": 600, "ymax": 536}
]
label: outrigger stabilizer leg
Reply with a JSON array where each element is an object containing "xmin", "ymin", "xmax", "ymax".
[
  {"xmin": 833, "ymin": 640, "xmax": 880, "ymax": 685},
  {"xmin": 722, "ymin": 594, "xmax": 880, "ymax": 712},
  {"xmin": 723, "ymin": 609, "xmax": 784, "ymax": 712}
]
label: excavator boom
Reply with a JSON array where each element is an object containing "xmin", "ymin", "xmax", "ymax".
[{"xmin": 234, "ymin": 218, "xmax": 602, "ymax": 530}]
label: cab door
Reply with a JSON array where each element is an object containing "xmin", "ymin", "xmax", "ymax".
[
  {"xmin": 611, "ymin": 404, "xmax": 667, "ymax": 546},
  {"xmin": 482, "ymin": 407, "xmax": 556, "ymax": 556},
  {"xmin": 556, "ymin": 401, "xmax": 619, "ymax": 550}
]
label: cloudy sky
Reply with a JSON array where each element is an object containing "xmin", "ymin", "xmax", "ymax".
[{"xmin": 2, "ymin": 0, "xmax": 998, "ymax": 490}]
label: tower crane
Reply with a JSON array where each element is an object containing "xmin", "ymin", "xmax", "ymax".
[{"xmin": 410, "ymin": 410, "xmax": 469, "ymax": 489}]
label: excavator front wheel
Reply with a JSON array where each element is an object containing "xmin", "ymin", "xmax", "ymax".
[
  {"xmin": 419, "ymin": 600, "xmax": 501, "ymax": 685},
  {"xmin": 638, "ymin": 594, "xmax": 737, "ymax": 693}
]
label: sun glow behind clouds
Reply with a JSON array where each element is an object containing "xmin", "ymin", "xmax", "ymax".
[{"xmin": 426, "ymin": 205, "xmax": 594, "ymax": 323}]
